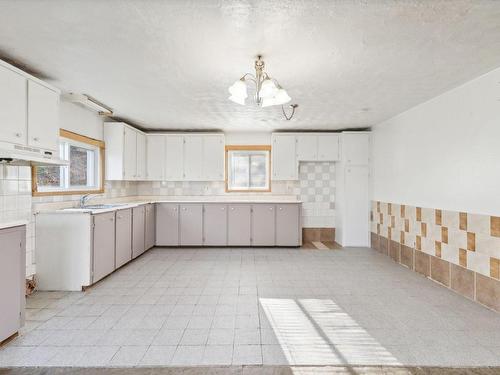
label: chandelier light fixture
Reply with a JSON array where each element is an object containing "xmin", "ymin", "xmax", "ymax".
[{"xmin": 228, "ymin": 56, "xmax": 297, "ymax": 120}]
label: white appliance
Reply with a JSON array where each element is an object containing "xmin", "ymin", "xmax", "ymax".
[{"xmin": 0, "ymin": 142, "xmax": 68, "ymax": 166}]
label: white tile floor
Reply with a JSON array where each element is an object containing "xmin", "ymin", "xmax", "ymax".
[{"xmin": 1, "ymin": 247, "xmax": 500, "ymax": 367}]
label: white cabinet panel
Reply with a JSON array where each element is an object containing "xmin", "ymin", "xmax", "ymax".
[
  {"xmin": 342, "ymin": 133, "xmax": 370, "ymax": 165},
  {"xmin": 203, "ymin": 204, "xmax": 227, "ymax": 246},
  {"xmin": 276, "ymin": 204, "xmax": 301, "ymax": 246},
  {"xmin": 115, "ymin": 209, "xmax": 132, "ymax": 268},
  {"xmin": 123, "ymin": 126, "xmax": 137, "ymax": 180},
  {"xmin": 203, "ymin": 135, "xmax": 224, "ymax": 181},
  {"xmin": 251, "ymin": 204, "xmax": 276, "ymax": 246},
  {"xmin": 184, "ymin": 136, "xmax": 203, "ymax": 180},
  {"xmin": 145, "ymin": 203, "xmax": 155, "ymax": 250},
  {"xmin": 180, "ymin": 204, "xmax": 203, "ymax": 246},
  {"xmin": 227, "ymin": 204, "xmax": 251, "ymax": 246},
  {"xmin": 318, "ymin": 134, "xmax": 340, "ymax": 161},
  {"xmin": 272, "ymin": 135, "xmax": 297, "ymax": 180},
  {"xmin": 344, "ymin": 166, "xmax": 370, "ymax": 246},
  {"xmin": 92, "ymin": 212, "xmax": 116, "ymax": 283},
  {"xmin": 0, "ymin": 66, "xmax": 26, "ymax": 145},
  {"xmin": 136, "ymin": 132, "xmax": 147, "ymax": 180},
  {"xmin": 27, "ymin": 80, "xmax": 59, "ymax": 152},
  {"xmin": 156, "ymin": 203, "xmax": 179, "ymax": 246},
  {"xmin": 165, "ymin": 135, "xmax": 184, "ymax": 180},
  {"xmin": 132, "ymin": 205, "xmax": 146, "ymax": 258},
  {"xmin": 146, "ymin": 135, "xmax": 165, "ymax": 180},
  {"xmin": 296, "ymin": 135, "xmax": 317, "ymax": 161}
]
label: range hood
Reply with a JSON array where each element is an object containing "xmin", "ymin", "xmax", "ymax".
[{"xmin": 0, "ymin": 144, "xmax": 68, "ymax": 166}]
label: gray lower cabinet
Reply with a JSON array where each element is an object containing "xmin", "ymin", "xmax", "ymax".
[
  {"xmin": 252, "ymin": 204, "xmax": 276, "ymax": 246},
  {"xmin": 115, "ymin": 209, "xmax": 132, "ymax": 268},
  {"xmin": 156, "ymin": 203, "xmax": 179, "ymax": 246},
  {"xmin": 203, "ymin": 204, "xmax": 227, "ymax": 246},
  {"xmin": 180, "ymin": 204, "xmax": 203, "ymax": 246},
  {"xmin": 276, "ymin": 204, "xmax": 301, "ymax": 246},
  {"xmin": 228, "ymin": 204, "xmax": 251, "ymax": 246},
  {"xmin": 132, "ymin": 205, "xmax": 146, "ymax": 258},
  {"xmin": 145, "ymin": 203, "xmax": 155, "ymax": 250},
  {"xmin": 92, "ymin": 212, "xmax": 116, "ymax": 283},
  {"xmin": 0, "ymin": 225, "xmax": 26, "ymax": 342}
]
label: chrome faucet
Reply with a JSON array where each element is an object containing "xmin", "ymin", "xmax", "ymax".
[{"xmin": 79, "ymin": 194, "xmax": 93, "ymax": 208}]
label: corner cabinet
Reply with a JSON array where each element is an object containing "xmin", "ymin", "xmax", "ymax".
[{"xmin": 104, "ymin": 122, "xmax": 147, "ymax": 181}]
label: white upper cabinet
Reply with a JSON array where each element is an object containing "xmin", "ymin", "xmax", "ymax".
[
  {"xmin": 272, "ymin": 134, "xmax": 297, "ymax": 180},
  {"xmin": 183, "ymin": 136, "xmax": 203, "ymax": 180},
  {"xmin": 0, "ymin": 65, "xmax": 27, "ymax": 145},
  {"xmin": 317, "ymin": 134, "xmax": 340, "ymax": 161},
  {"xmin": 136, "ymin": 132, "xmax": 147, "ymax": 179},
  {"xmin": 342, "ymin": 132, "xmax": 370, "ymax": 165},
  {"xmin": 202, "ymin": 135, "xmax": 224, "ymax": 181},
  {"xmin": 27, "ymin": 80, "xmax": 60, "ymax": 152},
  {"xmin": 104, "ymin": 122, "xmax": 147, "ymax": 181},
  {"xmin": 296, "ymin": 135, "xmax": 317, "ymax": 161},
  {"xmin": 165, "ymin": 135, "xmax": 184, "ymax": 180},
  {"xmin": 146, "ymin": 135, "xmax": 165, "ymax": 180},
  {"xmin": 123, "ymin": 126, "xmax": 137, "ymax": 180},
  {"xmin": 0, "ymin": 60, "xmax": 60, "ymax": 153}
]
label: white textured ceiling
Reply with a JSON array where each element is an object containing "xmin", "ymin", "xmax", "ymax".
[{"xmin": 1, "ymin": 0, "xmax": 500, "ymax": 131}]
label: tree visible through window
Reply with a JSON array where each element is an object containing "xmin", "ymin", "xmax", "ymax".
[
  {"xmin": 226, "ymin": 146, "xmax": 271, "ymax": 192},
  {"xmin": 34, "ymin": 130, "xmax": 103, "ymax": 195}
]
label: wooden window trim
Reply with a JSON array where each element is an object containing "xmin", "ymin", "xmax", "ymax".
[
  {"xmin": 32, "ymin": 129, "xmax": 105, "ymax": 196},
  {"xmin": 225, "ymin": 145, "xmax": 271, "ymax": 193}
]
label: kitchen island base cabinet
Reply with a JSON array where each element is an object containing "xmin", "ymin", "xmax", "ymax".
[
  {"xmin": 132, "ymin": 205, "xmax": 146, "ymax": 258},
  {"xmin": 252, "ymin": 204, "xmax": 276, "ymax": 246},
  {"xmin": 203, "ymin": 204, "xmax": 227, "ymax": 246},
  {"xmin": 92, "ymin": 212, "xmax": 116, "ymax": 283},
  {"xmin": 115, "ymin": 209, "xmax": 132, "ymax": 269},
  {"xmin": 228, "ymin": 205, "xmax": 252, "ymax": 246},
  {"xmin": 156, "ymin": 203, "xmax": 179, "ymax": 246},
  {"xmin": 276, "ymin": 204, "xmax": 301, "ymax": 246},
  {"xmin": 180, "ymin": 204, "xmax": 203, "ymax": 246},
  {"xmin": 0, "ymin": 225, "xmax": 26, "ymax": 343}
]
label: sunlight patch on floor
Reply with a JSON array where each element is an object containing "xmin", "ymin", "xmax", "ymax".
[{"xmin": 260, "ymin": 298, "xmax": 401, "ymax": 366}]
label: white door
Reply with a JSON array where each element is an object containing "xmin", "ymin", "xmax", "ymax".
[
  {"xmin": 27, "ymin": 80, "xmax": 59, "ymax": 152},
  {"xmin": 344, "ymin": 166, "xmax": 370, "ymax": 246},
  {"xmin": 123, "ymin": 126, "xmax": 137, "ymax": 180},
  {"xmin": 272, "ymin": 135, "xmax": 297, "ymax": 180},
  {"xmin": 136, "ymin": 132, "xmax": 147, "ymax": 179},
  {"xmin": 203, "ymin": 135, "xmax": 224, "ymax": 181},
  {"xmin": 0, "ymin": 66, "xmax": 27, "ymax": 145},
  {"xmin": 342, "ymin": 133, "xmax": 370, "ymax": 165},
  {"xmin": 146, "ymin": 135, "xmax": 165, "ymax": 180},
  {"xmin": 296, "ymin": 135, "xmax": 317, "ymax": 161},
  {"xmin": 184, "ymin": 135, "xmax": 203, "ymax": 180},
  {"xmin": 318, "ymin": 134, "xmax": 340, "ymax": 161},
  {"xmin": 165, "ymin": 135, "xmax": 184, "ymax": 180}
]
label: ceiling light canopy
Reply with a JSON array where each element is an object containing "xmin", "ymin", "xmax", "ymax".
[{"xmin": 228, "ymin": 56, "xmax": 296, "ymax": 119}]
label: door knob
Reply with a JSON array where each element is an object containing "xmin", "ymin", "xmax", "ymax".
[
  {"xmin": 15, "ymin": 133, "xmax": 21, "ymax": 138},
  {"xmin": 33, "ymin": 137, "xmax": 39, "ymax": 141}
]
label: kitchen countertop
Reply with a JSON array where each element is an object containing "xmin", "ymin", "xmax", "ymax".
[
  {"xmin": 42, "ymin": 199, "xmax": 302, "ymax": 215},
  {"xmin": 0, "ymin": 219, "xmax": 29, "ymax": 230}
]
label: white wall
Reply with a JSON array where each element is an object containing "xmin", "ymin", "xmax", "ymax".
[
  {"xmin": 372, "ymin": 66, "xmax": 500, "ymax": 216},
  {"xmin": 59, "ymin": 101, "xmax": 103, "ymax": 140}
]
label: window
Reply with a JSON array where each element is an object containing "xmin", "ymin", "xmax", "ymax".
[
  {"xmin": 32, "ymin": 129, "xmax": 104, "ymax": 196},
  {"xmin": 225, "ymin": 145, "xmax": 271, "ymax": 192}
]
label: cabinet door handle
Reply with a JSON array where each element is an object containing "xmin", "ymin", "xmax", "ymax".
[
  {"xmin": 231, "ymin": 207, "xmax": 234, "ymax": 210},
  {"xmin": 33, "ymin": 137, "xmax": 39, "ymax": 142},
  {"xmin": 182, "ymin": 207, "xmax": 187, "ymax": 211},
  {"xmin": 269, "ymin": 207, "xmax": 273, "ymax": 211},
  {"xmin": 221, "ymin": 207, "xmax": 225, "ymax": 211},
  {"xmin": 15, "ymin": 133, "xmax": 22, "ymax": 138},
  {"xmin": 279, "ymin": 207, "xmax": 283, "ymax": 210}
]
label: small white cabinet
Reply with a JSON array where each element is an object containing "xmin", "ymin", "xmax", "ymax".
[
  {"xmin": 145, "ymin": 203, "xmax": 156, "ymax": 250},
  {"xmin": 276, "ymin": 204, "xmax": 301, "ymax": 246},
  {"xmin": 203, "ymin": 204, "xmax": 227, "ymax": 246},
  {"xmin": 184, "ymin": 136, "xmax": 203, "ymax": 180},
  {"xmin": 272, "ymin": 134, "xmax": 297, "ymax": 180},
  {"xmin": 180, "ymin": 204, "xmax": 203, "ymax": 246},
  {"xmin": 115, "ymin": 209, "xmax": 132, "ymax": 268},
  {"xmin": 228, "ymin": 204, "xmax": 252, "ymax": 246},
  {"xmin": 104, "ymin": 122, "xmax": 147, "ymax": 181},
  {"xmin": 0, "ymin": 65, "xmax": 27, "ymax": 145},
  {"xmin": 317, "ymin": 134, "xmax": 340, "ymax": 161},
  {"xmin": 92, "ymin": 212, "xmax": 116, "ymax": 283},
  {"xmin": 203, "ymin": 135, "xmax": 225, "ymax": 181},
  {"xmin": 165, "ymin": 135, "xmax": 184, "ymax": 180},
  {"xmin": 132, "ymin": 205, "xmax": 146, "ymax": 258},
  {"xmin": 296, "ymin": 133, "xmax": 340, "ymax": 162},
  {"xmin": 342, "ymin": 132, "xmax": 370, "ymax": 165},
  {"xmin": 156, "ymin": 203, "xmax": 179, "ymax": 246},
  {"xmin": 296, "ymin": 135, "xmax": 317, "ymax": 161},
  {"xmin": 146, "ymin": 135, "xmax": 166, "ymax": 180}
]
